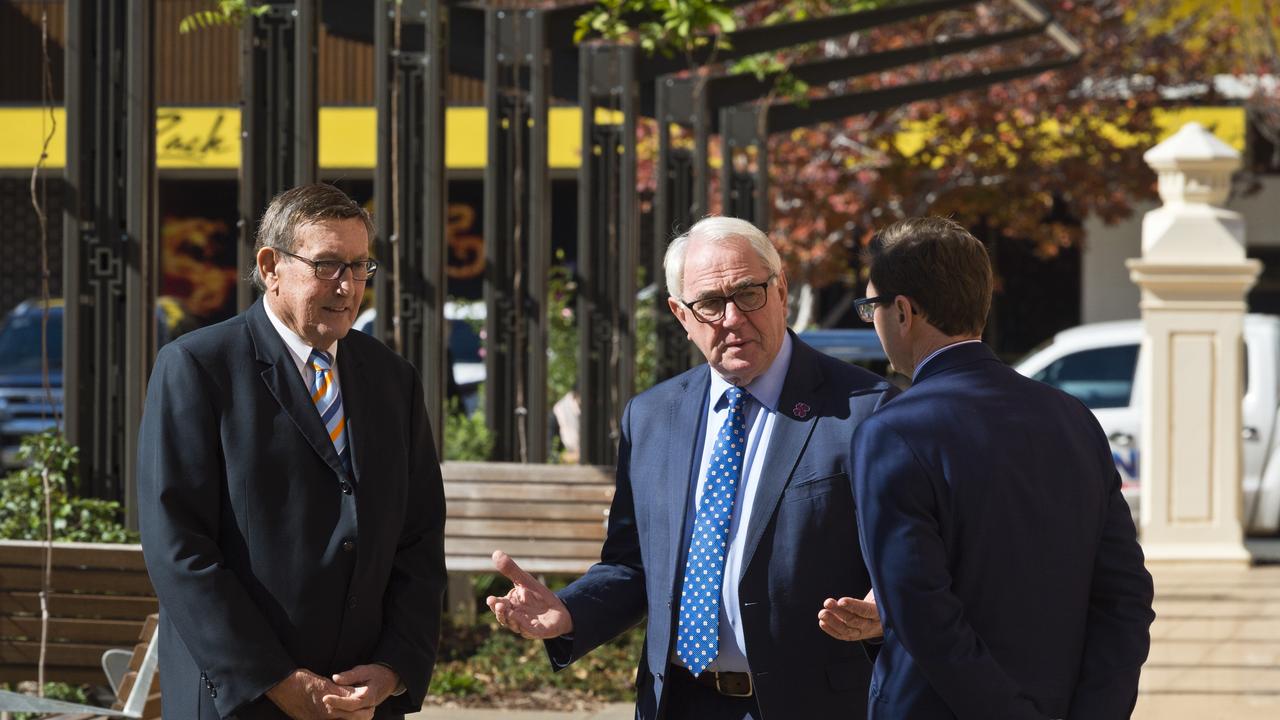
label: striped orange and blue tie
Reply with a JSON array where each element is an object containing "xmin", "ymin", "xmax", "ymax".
[{"xmin": 308, "ymin": 349, "xmax": 352, "ymax": 478}]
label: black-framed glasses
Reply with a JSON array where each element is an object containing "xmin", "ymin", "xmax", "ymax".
[
  {"xmin": 853, "ymin": 294, "xmax": 899, "ymax": 323},
  {"xmin": 681, "ymin": 275, "xmax": 775, "ymax": 323},
  {"xmin": 276, "ymin": 249, "xmax": 378, "ymax": 281}
]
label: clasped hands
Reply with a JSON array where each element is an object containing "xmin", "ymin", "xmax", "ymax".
[
  {"xmin": 266, "ymin": 663, "xmax": 399, "ymax": 720},
  {"xmin": 485, "ymin": 548, "xmax": 882, "ymax": 643}
]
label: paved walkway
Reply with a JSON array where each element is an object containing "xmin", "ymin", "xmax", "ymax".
[{"xmin": 412, "ymin": 557, "xmax": 1280, "ymax": 720}]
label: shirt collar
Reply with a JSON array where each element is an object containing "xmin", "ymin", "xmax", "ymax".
[
  {"xmin": 263, "ymin": 298, "xmax": 338, "ymax": 367},
  {"xmin": 913, "ymin": 338, "xmax": 981, "ymax": 380},
  {"xmin": 708, "ymin": 332, "xmax": 793, "ymax": 412}
]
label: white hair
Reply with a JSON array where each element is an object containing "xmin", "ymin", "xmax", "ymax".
[{"xmin": 663, "ymin": 216, "xmax": 783, "ymax": 300}]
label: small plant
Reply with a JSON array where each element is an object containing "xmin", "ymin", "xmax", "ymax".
[
  {"xmin": 0, "ymin": 681, "xmax": 89, "ymax": 720},
  {"xmin": 443, "ymin": 396, "xmax": 494, "ymax": 462},
  {"xmin": 0, "ymin": 432, "xmax": 136, "ymax": 543}
]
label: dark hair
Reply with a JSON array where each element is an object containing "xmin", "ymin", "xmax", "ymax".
[
  {"xmin": 249, "ymin": 183, "xmax": 373, "ymax": 290},
  {"xmin": 863, "ymin": 216, "xmax": 992, "ymax": 337}
]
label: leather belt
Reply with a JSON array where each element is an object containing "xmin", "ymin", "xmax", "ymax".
[{"xmin": 671, "ymin": 664, "xmax": 754, "ymax": 698}]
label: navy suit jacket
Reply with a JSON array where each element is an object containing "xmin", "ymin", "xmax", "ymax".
[
  {"xmin": 547, "ymin": 334, "xmax": 895, "ymax": 719},
  {"xmin": 852, "ymin": 343, "xmax": 1154, "ymax": 720},
  {"xmin": 137, "ymin": 300, "xmax": 447, "ymax": 719}
]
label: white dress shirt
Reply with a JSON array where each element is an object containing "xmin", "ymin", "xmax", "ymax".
[
  {"xmin": 263, "ymin": 300, "xmax": 342, "ymax": 395},
  {"xmin": 913, "ymin": 338, "xmax": 982, "ymax": 380},
  {"xmin": 675, "ymin": 332, "xmax": 794, "ymax": 673}
]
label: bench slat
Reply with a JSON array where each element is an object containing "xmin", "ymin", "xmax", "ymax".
[
  {"xmin": 0, "ymin": 664, "xmax": 106, "ymax": 685},
  {"xmin": 446, "ymin": 499, "xmax": 610, "ymax": 521},
  {"xmin": 0, "ymin": 541, "xmax": 147, "ymax": 571},
  {"xmin": 0, "ymin": 617, "xmax": 144, "ymax": 646},
  {"xmin": 3, "ymin": 592, "xmax": 158, "ymax": 620},
  {"xmin": 444, "ymin": 537, "xmax": 602, "ymax": 559},
  {"xmin": 0, "ymin": 567, "xmax": 154, "ymax": 596},
  {"xmin": 447, "ymin": 556, "xmax": 597, "ymax": 574},
  {"xmin": 0, "ymin": 640, "xmax": 119, "ymax": 668},
  {"xmin": 445, "ymin": 518, "xmax": 606, "ymax": 541},
  {"xmin": 444, "ymin": 482, "xmax": 614, "ymax": 503},
  {"xmin": 443, "ymin": 461, "xmax": 614, "ymax": 484}
]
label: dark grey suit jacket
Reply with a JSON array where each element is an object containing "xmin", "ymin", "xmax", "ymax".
[
  {"xmin": 547, "ymin": 333, "xmax": 895, "ymax": 719},
  {"xmin": 137, "ymin": 300, "xmax": 447, "ymax": 719}
]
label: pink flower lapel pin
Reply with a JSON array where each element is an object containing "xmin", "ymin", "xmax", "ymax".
[{"xmin": 792, "ymin": 401, "xmax": 811, "ymax": 419}]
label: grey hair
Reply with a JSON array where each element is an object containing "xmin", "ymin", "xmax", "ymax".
[
  {"xmin": 663, "ymin": 216, "xmax": 783, "ymax": 300},
  {"xmin": 249, "ymin": 183, "xmax": 374, "ymax": 291}
]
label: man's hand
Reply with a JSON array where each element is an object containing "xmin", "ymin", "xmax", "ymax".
[
  {"xmin": 266, "ymin": 668, "xmax": 369, "ymax": 719},
  {"xmin": 485, "ymin": 550, "xmax": 574, "ymax": 639},
  {"xmin": 321, "ymin": 664, "xmax": 400, "ymax": 716},
  {"xmin": 818, "ymin": 588, "xmax": 883, "ymax": 642}
]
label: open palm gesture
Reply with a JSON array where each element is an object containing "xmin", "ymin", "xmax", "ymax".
[{"xmin": 485, "ymin": 550, "xmax": 574, "ymax": 639}]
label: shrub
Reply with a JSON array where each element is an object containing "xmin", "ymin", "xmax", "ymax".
[{"xmin": 0, "ymin": 431, "xmax": 136, "ymax": 543}]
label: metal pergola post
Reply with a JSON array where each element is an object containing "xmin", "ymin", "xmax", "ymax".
[
  {"xmin": 63, "ymin": 0, "xmax": 156, "ymax": 523},
  {"xmin": 652, "ymin": 75, "xmax": 710, "ymax": 382},
  {"xmin": 373, "ymin": 0, "xmax": 449, "ymax": 452},
  {"xmin": 237, "ymin": 0, "xmax": 318, "ymax": 311},
  {"xmin": 720, "ymin": 105, "xmax": 769, "ymax": 228},
  {"xmin": 578, "ymin": 43, "xmax": 638, "ymax": 466},
  {"xmin": 484, "ymin": 7, "xmax": 551, "ymax": 462}
]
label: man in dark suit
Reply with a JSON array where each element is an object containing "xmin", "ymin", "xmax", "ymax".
[
  {"xmin": 138, "ymin": 184, "xmax": 446, "ymax": 719},
  {"xmin": 485, "ymin": 216, "xmax": 895, "ymax": 719},
  {"xmin": 828, "ymin": 216, "xmax": 1154, "ymax": 719}
]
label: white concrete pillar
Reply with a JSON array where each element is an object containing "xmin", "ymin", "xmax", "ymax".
[{"xmin": 1127, "ymin": 123, "xmax": 1261, "ymax": 565}]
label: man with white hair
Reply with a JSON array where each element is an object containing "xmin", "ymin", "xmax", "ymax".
[{"xmin": 486, "ymin": 216, "xmax": 895, "ymax": 719}]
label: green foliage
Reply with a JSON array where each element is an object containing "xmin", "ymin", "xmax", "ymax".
[
  {"xmin": 575, "ymin": 0, "xmax": 736, "ymax": 56},
  {"xmin": 1, "ymin": 681, "xmax": 89, "ymax": 720},
  {"xmin": 0, "ymin": 432, "xmax": 136, "ymax": 543},
  {"xmin": 429, "ymin": 614, "xmax": 645, "ymax": 703},
  {"xmin": 443, "ymin": 396, "xmax": 494, "ymax": 462},
  {"xmin": 178, "ymin": 0, "xmax": 270, "ymax": 35},
  {"xmin": 546, "ymin": 255, "xmax": 579, "ymax": 406}
]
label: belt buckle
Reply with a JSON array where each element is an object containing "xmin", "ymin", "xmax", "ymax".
[{"xmin": 715, "ymin": 671, "xmax": 753, "ymax": 698}]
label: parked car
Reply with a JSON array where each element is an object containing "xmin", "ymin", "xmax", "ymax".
[
  {"xmin": 0, "ymin": 300, "xmax": 64, "ymax": 467},
  {"xmin": 796, "ymin": 327, "xmax": 908, "ymax": 389},
  {"xmin": 1014, "ymin": 315, "xmax": 1280, "ymax": 535}
]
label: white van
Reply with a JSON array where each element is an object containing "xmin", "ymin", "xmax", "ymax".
[{"xmin": 1014, "ymin": 315, "xmax": 1280, "ymax": 535}]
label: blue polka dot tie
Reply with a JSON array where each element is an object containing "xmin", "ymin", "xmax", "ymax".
[{"xmin": 676, "ymin": 386, "xmax": 749, "ymax": 676}]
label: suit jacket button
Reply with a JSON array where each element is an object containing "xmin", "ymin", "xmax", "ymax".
[
  {"xmin": 340, "ymin": 481, "xmax": 354, "ymax": 495},
  {"xmin": 210, "ymin": 688, "xmax": 217, "ymax": 698},
  {"xmin": 342, "ymin": 539, "xmax": 355, "ymax": 552}
]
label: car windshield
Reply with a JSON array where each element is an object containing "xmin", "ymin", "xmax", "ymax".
[{"xmin": 0, "ymin": 308, "xmax": 63, "ymax": 375}]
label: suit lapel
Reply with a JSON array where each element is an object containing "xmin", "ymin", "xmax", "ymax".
[
  {"xmin": 738, "ymin": 338, "xmax": 822, "ymax": 580},
  {"xmin": 667, "ymin": 368, "xmax": 710, "ymax": 566},
  {"xmin": 334, "ymin": 342, "xmax": 369, "ymax": 483},
  {"xmin": 247, "ymin": 300, "xmax": 348, "ymax": 480}
]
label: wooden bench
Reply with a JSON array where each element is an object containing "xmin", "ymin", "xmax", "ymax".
[
  {"xmin": 442, "ymin": 461, "xmax": 615, "ymax": 619},
  {"xmin": 0, "ymin": 461, "xmax": 617, "ymax": 681},
  {"xmin": 0, "ymin": 540, "xmax": 157, "ymax": 687},
  {"xmin": 0, "ymin": 612, "xmax": 159, "ymax": 719}
]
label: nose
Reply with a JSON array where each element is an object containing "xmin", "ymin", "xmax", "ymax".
[
  {"xmin": 721, "ymin": 299, "xmax": 747, "ymax": 328},
  {"xmin": 336, "ymin": 268, "xmax": 355, "ymax": 295}
]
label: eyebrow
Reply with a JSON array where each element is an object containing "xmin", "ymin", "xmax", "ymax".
[{"xmin": 690, "ymin": 277, "xmax": 768, "ymax": 302}]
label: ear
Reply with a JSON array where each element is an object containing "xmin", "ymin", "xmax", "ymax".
[
  {"xmin": 256, "ymin": 247, "xmax": 279, "ymax": 291},
  {"xmin": 668, "ymin": 297, "xmax": 696, "ymax": 337},
  {"xmin": 894, "ymin": 295, "xmax": 914, "ymax": 332}
]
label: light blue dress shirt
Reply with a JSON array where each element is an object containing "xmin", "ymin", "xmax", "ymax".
[{"xmin": 674, "ymin": 332, "xmax": 794, "ymax": 673}]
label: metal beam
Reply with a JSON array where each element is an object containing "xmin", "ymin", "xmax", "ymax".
[
  {"xmin": 757, "ymin": 56, "xmax": 1080, "ymax": 134},
  {"xmin": 63, "ymin": 0, "xmax": 156, "ymax": 522},
  {"xmin": 578, "ymin": 44, "xmax": 639, "ymax": 466},
  {"xmin": 484, "ymin": 7, "xmax": 551, "ymax": 462},
  {"xmin": 237, "ymin": 0, "xmax": 319, "ymax": 311},
  {"xmin": 374, "ymin": 0, "xmax": 449, "ymax": 453}
]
